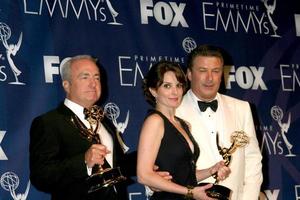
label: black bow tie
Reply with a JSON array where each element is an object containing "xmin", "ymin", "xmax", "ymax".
[{"xmin": 198, "ymin": 100, "xmax": 218, "ymax": 112}]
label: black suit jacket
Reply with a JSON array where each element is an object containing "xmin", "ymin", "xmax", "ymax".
[{"xmin": 29, "ymin": 103, "xmax": 136, "ymax": 200}]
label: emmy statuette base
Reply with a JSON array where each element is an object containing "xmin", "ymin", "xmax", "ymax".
[
  {"xmin": 87, "ymin": 167, "xmax": 126, "ymax": 193},
  {"xmin": 198, "ymin": 183, "xmax": 231, "ymax": 200}
]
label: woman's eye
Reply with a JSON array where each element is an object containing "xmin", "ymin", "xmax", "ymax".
[
  {"xmin": 177, "ymin": 83, "xmax": 183, "ymax": 88},
  {"xmin": 163, "ymin": 84, "xmax": 171, "ymax": 89}
]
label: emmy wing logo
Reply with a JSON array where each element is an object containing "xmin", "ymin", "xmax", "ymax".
[
  {"xmin": 0, "ymin": 130, "xmax": 8, "ymax": 160},
  {"xmin": 106, "ymin": 0, "xmax": 122, "ymax": 25},
  {"xmin": 261, "ymin": 0, "xmax": 281, "ymax": 37},
  {"xmin": 0, "ymin": 22, "xmax": 25, "ymax": 85},
  {"xmin": 182, "ymin": 37, "xmax": 197, "ymax": 54},
  {"xmin": 0, "ymin": 172, "xmax": 30, "ymax": 200},
  {"xmin": 295, "ymin": 14, "xmax": 300, "ymax": 37},
  {"xmin": 271, "ymin": 106, "xmax": 295, "ymax": 157},
  {"xmin": 104, "ymin": 102, "xmax": 130, "ymax": 152}
]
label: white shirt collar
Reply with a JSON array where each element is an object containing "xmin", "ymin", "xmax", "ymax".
[
  {"xmin": 189, "ymin": 89, "xmax": 219, "ymax": 102},
  {"xmin": 64, "ymin": 98, "xmax": 86, "ymax": 122}
]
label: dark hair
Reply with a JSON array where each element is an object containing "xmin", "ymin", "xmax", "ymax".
[
  {"xmin": 187, "ymin": 44, "xmax": 224, "ymax": 70},
  {"xmin": 142, "ymin": 60, "xmax": 187, "ymax": 106}
]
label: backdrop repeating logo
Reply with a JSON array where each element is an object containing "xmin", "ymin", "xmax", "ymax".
[
  {"xmin": 0, "ymin": 172, "xmax": 30, "ymax": 200},
  {"xmin": 261, "ymin": 0, "xmax": 280, "ymax": 37},
  {"xmin": 280, "ymin": 63, "xmax": 299, "ymax": 92},
  {"xmin": 0, "ymin": 130, "xmax": 7, "ymax": 160},
  {"xmin": 295, "ymin": 14, "xmax": 300, "ymax": 37},
  {"xmin": 106, "ymin": 0, "xmax": 122, "ymax": 25},
  {"xmin": 259, "ymin": 189, "xmax": 280, "ymax": 200},
  {"xmin": 182, "ymin": 37, "xmax": 197, "ymax": 53},
  {"xmin": 118, "ymin": 54, "xmax": 184, "ymax": 87},
  {"xmin": 44, "ymin": 54, "xmax": 185, "ymax": 86},
  {"xmin": 43, "ymin": 55, "xmax": 70, "ymax": 83},
  {"xmin": 140, "ymin": 0, "xmax": 188, "ymax": 27},
  {"xmin": 295, "ymin": 185, "xmax": 300, "ymax": 200},
  {"xmin": 224, "ymin": 65, "xmax": 268, "ymax": 90},
  {"xmin": 202, "ymin": 1, "xmax": 281, "ymax": 37},
  {"xmin": 260, "ymin": 105, "xmax": 296, "ymax": 157},
  {"xmin": 270, "ymin": 106, "xmax": 295, "ymax": 157},
  {"xmin": 23, "ymin": 0, "xmax": 122, "ymax": 25},
  {"xmin": 0, "ymin": 22, "xmax": 24, "ymax": 85},
  {"xmin": 104, "ymin": 102, "xmax": 130, "ymax": 152}
]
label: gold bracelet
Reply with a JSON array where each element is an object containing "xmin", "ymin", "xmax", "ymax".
[{"xmin": 185, "ymin": 186, "xmax": 194, "ymax": 199}]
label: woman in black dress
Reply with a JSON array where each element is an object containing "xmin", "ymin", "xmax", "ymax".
[{"xmin": 137, "ymin": 61, "xmax": 230, "ymax": 200}]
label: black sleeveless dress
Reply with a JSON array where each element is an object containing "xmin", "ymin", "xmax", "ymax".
[{"xmin": 147, "ymin": 110, "xmax": 200, "ymax": 200}]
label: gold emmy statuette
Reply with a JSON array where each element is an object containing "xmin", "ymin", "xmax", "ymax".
[
  {"xmin": 199, "ymin": 131, "xmax": 249, "ymax": 200},
  {"xmin": 71, "ymin": 105, "xmax": 126, "ymax": 193}
]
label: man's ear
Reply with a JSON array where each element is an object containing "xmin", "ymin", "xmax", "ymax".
[
  {"xmin": 187, "ymin": 68, "xmax": 192, "ymax": 81},
  {"xmin": 62, "ymin": 80, "xmax": 70, "ymax": 93}
]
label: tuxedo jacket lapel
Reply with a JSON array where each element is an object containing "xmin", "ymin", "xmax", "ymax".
[
  {"xmin": 57, "ymin": 103, "xmax": 120, "ymax": 167},
  {"xmin": 217, "ymin": 94, "xmax": 237, "ymax": 147}
]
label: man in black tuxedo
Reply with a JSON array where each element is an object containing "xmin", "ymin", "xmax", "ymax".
[{"xmin": 29, "ymin": 55, "xmax": 136, "ymax": 200}]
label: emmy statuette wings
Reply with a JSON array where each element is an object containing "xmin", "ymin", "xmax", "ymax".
[
  {"xmin": 200, "ymin": 131, "xmax": 249, "ymax": 200},
  {"xmin": 71, "ymin": 105, "xmax": 126, "ymax": 193}
]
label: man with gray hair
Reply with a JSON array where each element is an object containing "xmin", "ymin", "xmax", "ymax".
[{"xmin": 29, "ymin": 55, "xmax": 136, "ymax": 200}]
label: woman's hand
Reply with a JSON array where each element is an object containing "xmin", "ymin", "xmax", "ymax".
[
  {"xmin": 192, "ymin": 184, "xmax": 216, "ymax": 200},
  {"xmin": 148, "ymin": 165, "xmax": 173, "ymax": 192}
]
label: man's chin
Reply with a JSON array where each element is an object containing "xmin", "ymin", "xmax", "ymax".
[
  {"xmin": 200, "ymin": 92, "xmax": 217, "ymax": 100},
  {"xmin": 86, "ymin": 98, "xmax": 99, "ymax": 106}
]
